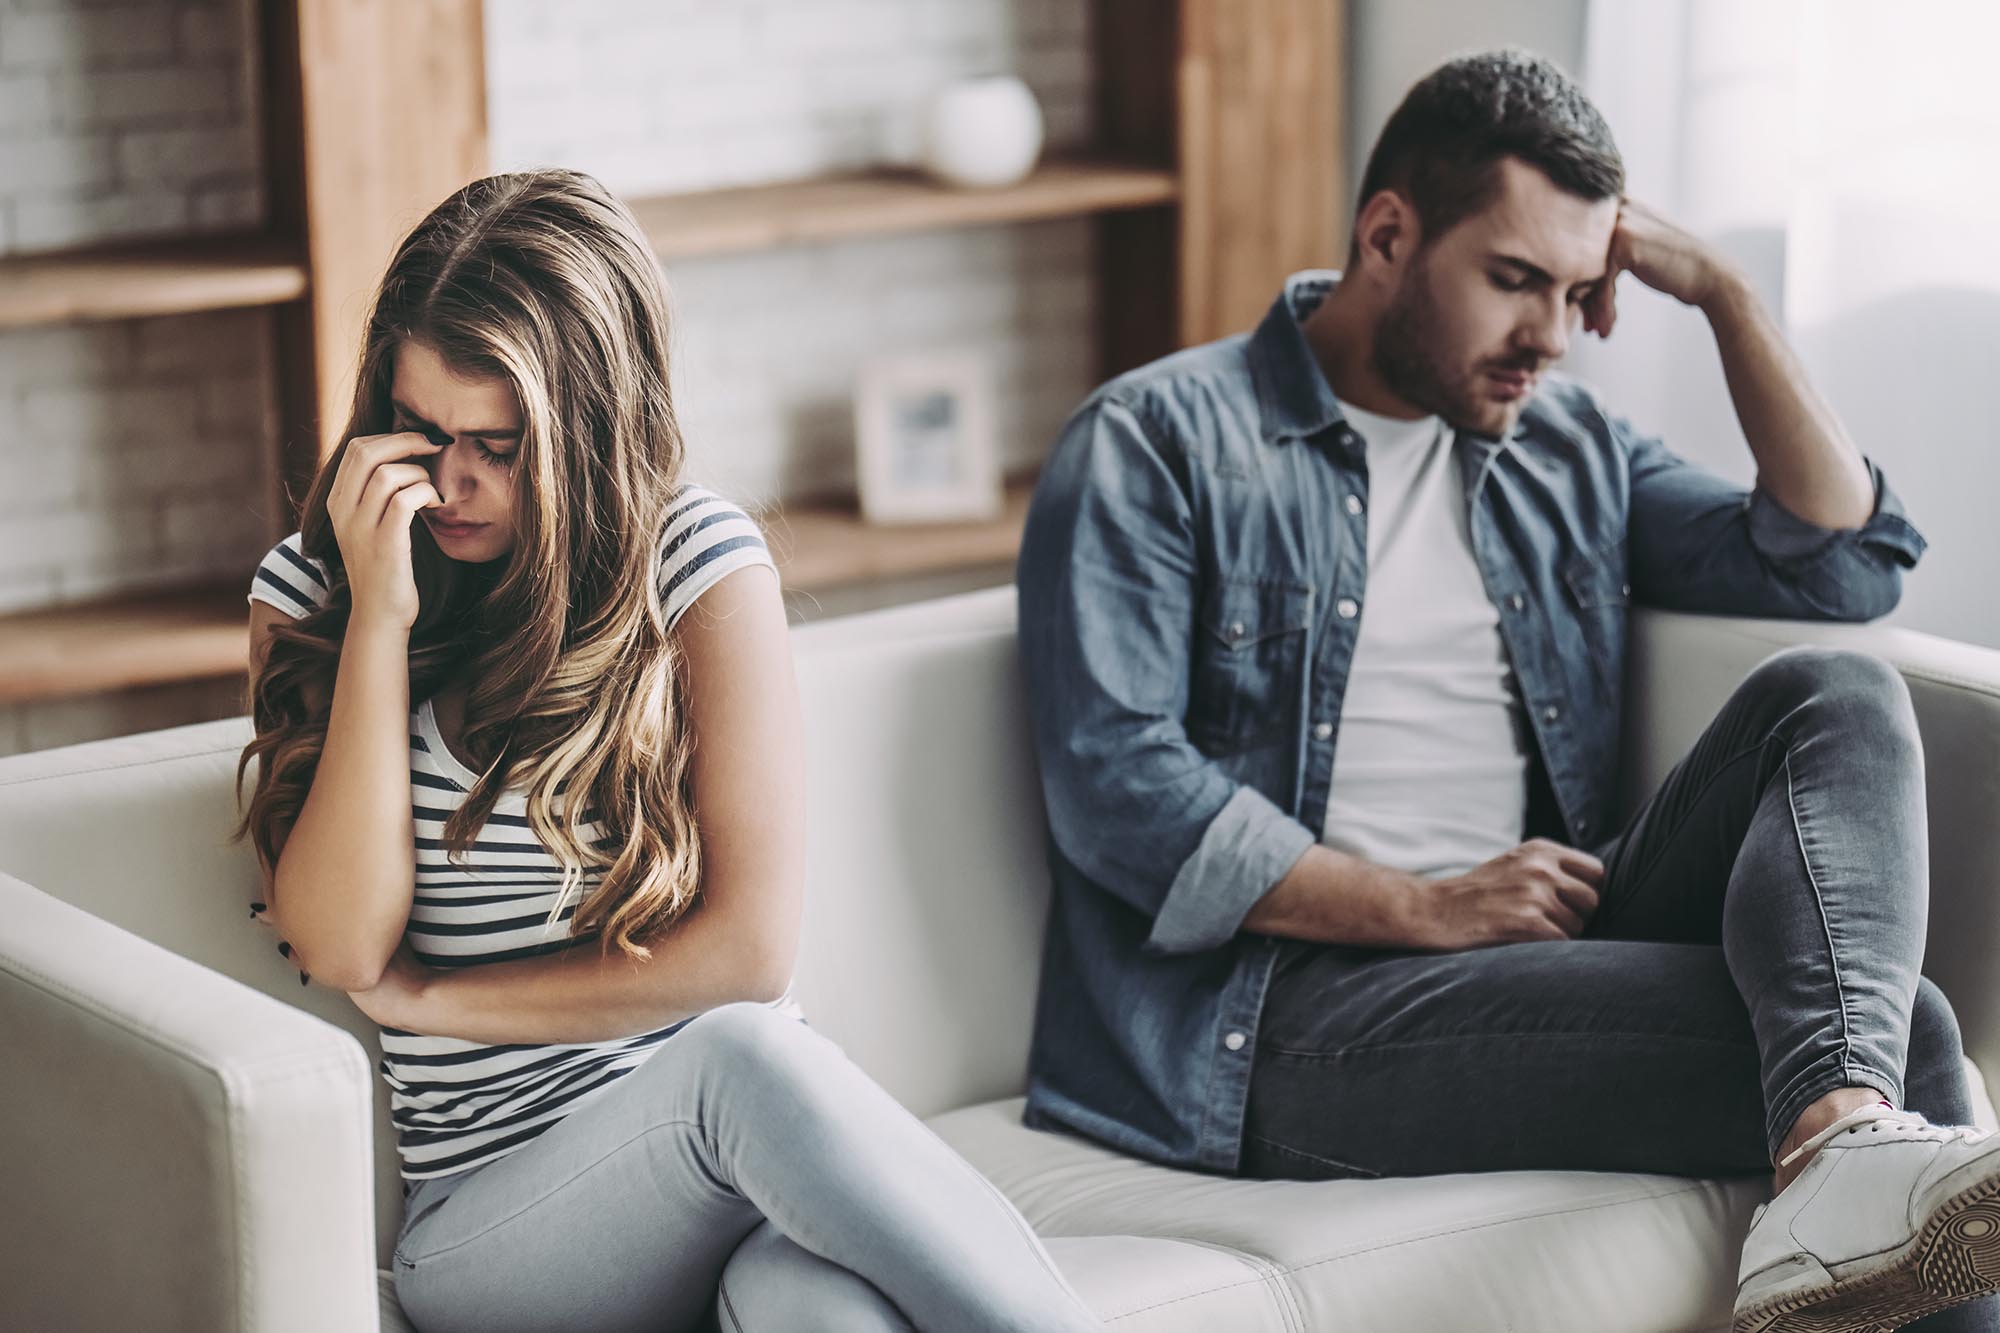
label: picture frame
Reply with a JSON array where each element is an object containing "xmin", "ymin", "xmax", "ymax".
[{"xmin": 854, "ymin": 348, "xmax": 1002, "ymax": 525}]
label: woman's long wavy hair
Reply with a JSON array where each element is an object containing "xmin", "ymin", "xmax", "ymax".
[{"xmin": 233, "ymin": 168, "xmax": 707, "ymax": 962}]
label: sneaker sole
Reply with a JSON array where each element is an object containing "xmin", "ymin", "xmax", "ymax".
[{"xmin": 1733, "ymin": 1172, "xmax": 2000, "ymax": 1332}]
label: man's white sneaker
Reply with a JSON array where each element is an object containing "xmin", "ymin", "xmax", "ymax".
[{"xmin": 1733, "ymin": 1104, "xmax": 2000, "ymax": 1332}]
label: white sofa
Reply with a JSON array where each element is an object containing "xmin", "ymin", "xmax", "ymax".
[{"xmin": 4, "ymin": 586, "xmax": 1998, "ymax": 1332}]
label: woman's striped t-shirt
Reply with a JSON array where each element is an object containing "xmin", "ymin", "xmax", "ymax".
[{"xmin": 247, "ymin": 486, "xmax": 801, "ymax": 1182}]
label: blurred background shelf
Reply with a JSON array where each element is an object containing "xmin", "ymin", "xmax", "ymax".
[
  {"xmin": 0, "ymin": 0, "xmax": 1345, "ymax": 749},
  {"xmin": 630, "ymin": 159, "xmax": 1179, "ymax": 260},
  {"xmin": 0, "ymin": 235, "xmax": 308, "ymax": 329},
  {"xmin": 0, "ymin": 581, "xmax": 250, "ymax": 706},
  {"xmin": 769, "ymin": 478, "xmax": 1035, "ymax": 593},
  {"xmin": 0, "ymin": 484, "xmax": 1040, "ymax": 706}
]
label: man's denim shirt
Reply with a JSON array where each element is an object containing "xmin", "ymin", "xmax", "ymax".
[{"xmin": 1014, "ymin": 271, "xmax": 1928, "ymax": 1174}]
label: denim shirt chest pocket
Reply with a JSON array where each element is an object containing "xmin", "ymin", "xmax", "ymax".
[
  {"xmin": 1559, "ymin": 537, "xmax": 1630, "ymax": 698},
  {"xmin": 1186, "ymin": 577, "xmax": 1315, "ymax": 757}
]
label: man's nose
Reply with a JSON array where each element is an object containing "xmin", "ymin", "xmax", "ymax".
[{"xmin": 1518, "ymin": 296, "xmax": 1570, "ymax": 362}]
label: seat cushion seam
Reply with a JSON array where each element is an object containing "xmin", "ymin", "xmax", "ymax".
[{"xmin": 1277, "ymin": 1178, "xmax": 1715, "ymax": 1276}]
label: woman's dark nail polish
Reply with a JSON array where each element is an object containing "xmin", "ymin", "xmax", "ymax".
[
  {"xmin": 249, "ymin": 903, "xmax": 265, "ymax": 916},
  {"xmin": 299, "ymin": 970, "xmax": 310, "ymax": 986},
  {"xmin": 278, "ymin": 942, "xmax": 291, "ymax": 958}
]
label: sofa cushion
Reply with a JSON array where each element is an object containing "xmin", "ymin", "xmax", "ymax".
[{"xmin": 931, "ymin": 1098, "xmax": 1766, "ymax": 1332}]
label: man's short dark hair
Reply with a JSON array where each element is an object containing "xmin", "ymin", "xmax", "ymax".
[{"xmin": 1353, "ymin": 49, "xmax": 1624, "ymax": 251}]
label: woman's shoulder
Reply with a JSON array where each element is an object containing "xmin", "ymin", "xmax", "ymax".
[
  {"xmin": 247, "ymin": 531, "xmax": 332, "ymax": 620},
  {"xmin": 658, "ymin": 484, "xmax": 775, "ymax": 631}
]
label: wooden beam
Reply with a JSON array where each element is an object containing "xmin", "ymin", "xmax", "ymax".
[
  {"xmin": 285, "ymin": 0, "xmax": 490, "ymax": 467},
  {"xmin": 1177, "ymin": 0, "xmax": 1345, "ymax": 345},
  {"xmin": 259, "ymin": 0, "xmax": 316, "ymax": 540},
  {"xmin": 1094, "ymin": 0, "xmax": 1182, "ymax": 379}
]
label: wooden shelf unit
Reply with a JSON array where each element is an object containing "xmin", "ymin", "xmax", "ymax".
[{"xmin": 1, "ymin": 0, "xmax": 1344, "ymax": 712}]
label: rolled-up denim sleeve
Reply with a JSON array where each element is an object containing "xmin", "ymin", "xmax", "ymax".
[
  {"xmin": 1016, "ymin": 397, "xmax": 1316, "ymax": 955},
  {"xmin": 1618, "ymin": 408, "xmax": 1926, "ymax": 621}
]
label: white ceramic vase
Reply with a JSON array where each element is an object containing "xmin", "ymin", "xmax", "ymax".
[{"xmin": 920, "ymin": 75, "xmax": 1045, "ymax": 188}]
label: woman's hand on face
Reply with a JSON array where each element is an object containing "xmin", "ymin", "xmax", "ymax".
[
  {"xmin": 344, "ymin": 940, "xmax": 436, "ymax": 1029},
  {"xmin": 327, "ymin": 431, "xmax": 446, "ymax": 632}
]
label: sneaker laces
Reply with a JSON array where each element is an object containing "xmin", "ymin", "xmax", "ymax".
[{"xmin": 1779, "ymin": 1105, "xmax": 1989, "ymax": 1170}]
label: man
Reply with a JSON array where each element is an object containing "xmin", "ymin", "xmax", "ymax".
[{"xmin": 1016, "ymin": 49, "xmax": 2000, "ymax": 1333}]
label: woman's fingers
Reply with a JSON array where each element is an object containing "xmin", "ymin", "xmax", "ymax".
[
  {"xmin": 331, "ymin": 433, "xmax": 442, "ymax": 524},
  {"xmin": 358, "ymin": 462, "xmax": 438, "ymax": 527}
]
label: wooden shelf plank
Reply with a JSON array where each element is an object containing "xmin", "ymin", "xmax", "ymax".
[
  {"xmin": 631, "ymin": 158, "xmax": 1178, "ymax": 260},
  {"xmin": 0, "ymin": 233, "xmax": 309, "ymax": 329},
  {"xmin": 0, "ymin": 582, "xmax": 249, "ymax": 706},
  {"xmin": 769, "ymin": 478, "xmax": 1033, "ymax": 593}
]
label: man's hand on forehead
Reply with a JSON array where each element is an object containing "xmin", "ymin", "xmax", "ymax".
[{"xmin": 1585, "ymin": 198, "xmax": 1740, "ymax": 339}]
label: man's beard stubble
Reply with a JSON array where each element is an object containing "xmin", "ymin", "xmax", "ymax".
[{"xmin": 1370, "ymin": 262, "xmax": 1518, "ymax": 440}]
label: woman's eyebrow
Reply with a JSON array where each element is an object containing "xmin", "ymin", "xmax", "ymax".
[{"xmin": 390, "ymin": 399, "xmax": 523, "ymax": 440}]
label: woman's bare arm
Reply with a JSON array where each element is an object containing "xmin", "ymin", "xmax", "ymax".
[
  {"xmin": 354, "ymin": 563, "xmax": 805, "ymax": 1044},
  {"xmin": 251, "ymin": 598, "xmax": 421, "ymax": 991}
]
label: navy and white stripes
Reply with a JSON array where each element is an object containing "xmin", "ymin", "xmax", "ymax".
[{"xmin": 246, "ymin": 485, "xmax": 796, "ymax": 1181}]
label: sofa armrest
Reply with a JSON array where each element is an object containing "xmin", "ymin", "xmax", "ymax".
[
  {"xmin": 0, "ymin": 871, "xmax": 383, "ymax": 1333},
  {"xmin": 1622, "ymin": 609, "xmax": 2000, "ymax": 1119}
]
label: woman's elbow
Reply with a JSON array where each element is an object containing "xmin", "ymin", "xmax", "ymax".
[
  {"xmin": 728, "ymin": 908, "xmax": 800, "ymax": 1005},
  {"xmin": 736, "ymin": 931, "xmax": 798, "ymax": 1004},
  {"xmin": 266, "ymin": 889, "xmax": 394, "ymax": 992}
]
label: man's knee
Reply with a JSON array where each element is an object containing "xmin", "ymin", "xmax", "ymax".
[{"xmin": 1742, "ymin": 646, "xmax": 1917, "ymax": 740}]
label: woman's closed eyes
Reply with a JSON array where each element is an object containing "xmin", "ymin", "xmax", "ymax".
[{"xmin": 395, "ymin": 414, "xmax": 517, "ymax": 470}]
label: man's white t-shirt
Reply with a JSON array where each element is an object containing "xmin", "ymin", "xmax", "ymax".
[{"xmin": 1319, "ymin": 403, "xmax": 1530, "ymax": 878}]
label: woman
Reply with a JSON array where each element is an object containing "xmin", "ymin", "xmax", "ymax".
[{"xmin": 234, "ymin": 169, "xmax": 1100, "ymax": 1333}]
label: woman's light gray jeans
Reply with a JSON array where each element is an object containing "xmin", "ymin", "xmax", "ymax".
[{"xmin": 390, "ymin": 1003, "xmax": 1102, "ymax": 1333}]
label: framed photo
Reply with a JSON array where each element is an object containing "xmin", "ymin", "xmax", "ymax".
[{"xmin": 855, "ymin": 349, "xmax": 1002, "ymax": 525}]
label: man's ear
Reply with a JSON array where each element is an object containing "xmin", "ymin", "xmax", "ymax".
[{"xmin": 1351, "ymin": 189, "xmax": 1421, "ymax": 282}]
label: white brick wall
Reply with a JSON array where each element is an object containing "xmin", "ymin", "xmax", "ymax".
[
  {"xmin": 0, "ymin": 0, "xmax": 264, "ymax": 253},
  {"xmin": 0, "ymin": 308, "xmax": 279, "ymax": 614},
  {"xmin": 665, "ymin": 217, "xmax": 1096, "ymax": 504},
  {"xmin": 487, "ymin": 0, "xmax": 1094, "ymax": 194},
  {"xmin": 486, "ymin": 0, "xmax": 1101, "ymax": 503},
  {"xmin": 2, "ymin": 0, "xmax": 1101, "ymax": 751}
]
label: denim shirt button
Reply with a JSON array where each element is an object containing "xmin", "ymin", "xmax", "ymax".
[
  {"xmin": 1543, "ymin": 705, "xmax": 1561, "ymax": 722},
  {"xmin": 1313, "ymin": 721, "xmax": 1332, "ymax": 740},
  {"xmin": 1507, "ymin": 593, "xmax": 1525, "ymax": 612},
  {"xmin": 1227, "ymin": 620, "xmax": 1245, "ymax": 640},
  {"xmin": 1345, "ymin": 494, "xmax": 1364, "ymax": 516},
  {"xmin": 1336, "ymin": 597, "xmax": 1359, "ymax": 619},
  {"xmin": 1223, "ymin": 1031, "xmax": 1247, "ymax": 1051}
]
